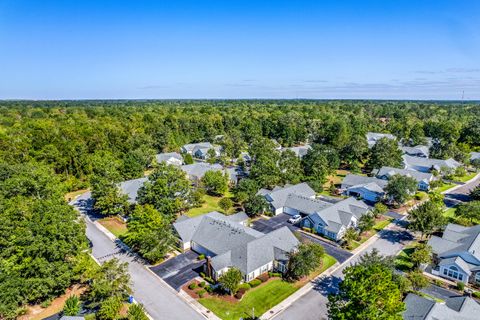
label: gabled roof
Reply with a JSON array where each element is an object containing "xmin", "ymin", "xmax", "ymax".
[
  {"xmin": 307, "ymin": 197, "xmax": 370, "ymax": 234},
  {"xmin": 366, "ymin": 132, "xmax": 396, "ymax": 147},
  {"xmin": 375, "ymin": 166, "xmax": 434, "ymax": 183},
  {"xmin": 428, "ymin": 224, "xmax": 480, "ymax": 271},
  {"xmin": 155, "ymin": 152, "xmax": 183, "ymax": 163},
  {"xmin": 281, "ymin": 145, "xmax": 312, "ymax": 158},
  {"xmin": 258, "ymin": 183, "xmax": 316, "ymax": 210},
  {"xmin": 341, "ymin": 174, "xmax": 388, "ymax": 189},
  {"xmin": 283, "ymin": 194, "xmax": 331, "ymax": 215},
  {"xmin": 471, "ymin": 152, "xmax": 480, "ymax": 161},
  {"xmin": 401, "ymin": 145, "xmax": 430, "ymax": 157},
  {"xmin": 182, "ymin": 142, "xmax": 213, "ymax": 153},
  {"xmin": 403, "ymin": 155, "xmax": 460, "ymax": 171},
  {"xmin": 181, "ymin": 163, "xmax": 223, "ymax": 179},
  {"xmin": 174, "ymin": 212, "xmax": 299, "ymax": 275},
  {"xmin": 118, "ymin": 177, "xmax": 148, "ymax": 203},
  {"xmin": 404, "ymin": 293, "xmax": 480, "ymax": 320}
]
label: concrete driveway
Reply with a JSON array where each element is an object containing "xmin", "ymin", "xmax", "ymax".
[
  {"xmin": 150, "ymin": 251, "xmax": 204, "ymax": 291},
  {"xmin": 251, "ymin": 214, "xmax": 353, "ymax": 263},
  {"xmin": 444, "ymin": 174, "xmax": 480, "ymax": 207}
]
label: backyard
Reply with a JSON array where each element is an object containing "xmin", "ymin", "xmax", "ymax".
[
  {"xmin": 98, "ymin": 216, "xmax": 128, "ymax": 237},
  {"xmin": 197, "ymin": 254, "xmax": 336, "ymax": 320},
  {"xmin": 186, "ymin": 191, "xmax": 234, "ymax": 217}
]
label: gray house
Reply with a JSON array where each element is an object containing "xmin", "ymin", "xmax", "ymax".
[
  {"xmin": 181, "ymin": 142, "xmax": 221, "ymax": 159},
  {"xmin": 403, "ymin": 293, "xmax": 480, "ymax": 320},
  {"xmin": 366, "ymin": 132, "xmax": 396, "ymax": 148},
  {"xmin": 155, "ymin": 152, "xmax": 184, "ymax": 166},
  {"xmin": 374, "ymin": 166, "xmax": 435, "ymax": 191},
  {"xmin": 281, "ymin": 145, "xmax": 312, "ymax": 158},
  {"xmin": 341, "ymin": 174, "xmax": 388, "ymax": 203},
  {"xmin": 471, "ymin": 152, "xmax": 480, "ymax": 163},
  {"xmin": 301, "ymin": 197, "xmax": 370, "ymax": 241},
  {"xmin": 258, "ymin": 183, "xmax": 316, "ymax": 215},
  {"xmin": 181, "ymin": 163, "xmax": 224, "ymax": 183},
  {"xmin": 401, "ymin": 145, "xmax": 429, "ymax": 158},
  {"xmin": 403, "ymin": 155, "xmax": 460, "ymax": 174},
  {"xmin": 173, "ymin": 211, "xmax": 299, "ymax": 281},
  {"xmin": 428, "ymin": 224, "xmax": 480, "ymax": 285},
  {"xmin": 118, "ymin": 177, "xmax": 148, "ymax": 204}
]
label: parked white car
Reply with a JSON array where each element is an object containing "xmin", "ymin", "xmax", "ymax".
[{"xmin": 288, "ymin": 215, "xmax": 302, "ymax": 224}]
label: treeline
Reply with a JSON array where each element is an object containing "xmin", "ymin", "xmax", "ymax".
[{"xmin": 1, "ymin": 100, "xmax": 479, "ymax": 190}]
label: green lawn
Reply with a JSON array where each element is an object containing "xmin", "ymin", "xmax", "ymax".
[
  {"xmin": 394, "ymin": 246, "xmax": 415, "ymax": 272},
  {"xmin": 436, "ymin": 182, "xmax": 456, "ymax": 193},
  {"xmin": 186, "ymin": 191, "xmax": 234, "ymax": 217},
  {"xmin": 443, "ymin": 207, "xmax": 456, "ymax": 219},
  {"xmin": 199, "ymin": 255, "xmax": 336, "ymax": 320},
  {"xmin": 452, "ymin": 172, "xmax": 478, "ymax": 183},
  {"xmin": 98, "ymin": 216, "xmax": 128, "ymax": 238},
  {"xmin": 373, "ymin": 217, "xmax": 393, "ymax": 232},
  {"xmin": 349, "ymin": 216, "xmax": 393, "ymax": 250}
]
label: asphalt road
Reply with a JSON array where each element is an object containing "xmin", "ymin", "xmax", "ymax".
[
  {"xmin": 274, "ymin": 221, "xmax": 413, "ymax": 320},
  {"xmin": 251, "ymin": 214, "xmax": 353, "ymax": 263},
  {"xmin": 73, "ymin": 192, "xmax": 204, "ymax": 320},
  {"xmin": 443, "ymin": 173, "xmax": 480, "ymax": 207}
]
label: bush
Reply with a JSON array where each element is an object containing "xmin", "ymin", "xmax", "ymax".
[
  {"xmin": 473, "ymin": 291, "xmax": 480, "ymax": 299},
  {"xmin": 302, "ymin": 227, "xmax": 312, "ymax": 233},
  {"xmin": 198, "ymin": 254, "xmax": 205, "ymax": 260},
  {"xmin": 457, "ymin": 282, "xmax": 465, "ymax": 291},
  {"xmin": 188, "ymin": 283, "xmax": 197, "ymax": 290},
  {"xmin": 204, "ymin": 276, "xmax": 214, "ymax": 284},
  {"xmin": 199, "ymin": 281, "xmax": 206, "ymax": 288},
  {"xmin": 238, "ymin": 283, "xmax": 251, "ymax": 291},
  {"xmin": 197, "ymin": 289, "xmax": 206, "ymax": 298},
  {"xmin": 249, "ymin": 279, "xmax": 262, "ymax": 287},
  {"xmin": 204, "ymin": 285, "xmax": 213, "ymax": 293},
  {"xmin": 269, "ymin": 272, "xmax": 282, "ymax": 278},
  {"xmin": 40, "ymin": 298, "xmax": 52, "ymax": 308},
  {"xmin": 235, "ymin": 288, "xmax": 247, "ymax": 299},
  {"xmin": 258, "ymin": 273, "xmax": 269, "ymax": 282},
  {"xmin": 200, "ymin": 272, "xmax": 206, "ymax": 278}
]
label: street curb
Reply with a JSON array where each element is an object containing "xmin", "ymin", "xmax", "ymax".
[{"xmin": 178, "ymin": 290, "xmax": 221, "ymax": 320}]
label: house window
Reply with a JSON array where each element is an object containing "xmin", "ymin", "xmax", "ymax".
[
  {"xmin": 446, "ymin": 266, "xmax": 461, "ymax": 280},
  {"xmin": 475, "ymin": 273, "xmax": 480, "ymax": 283}
]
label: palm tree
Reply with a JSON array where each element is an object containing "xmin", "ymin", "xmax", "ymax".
[{"xmin": 343, "ymin": 228, "xmax": 359, "ymax": 249}]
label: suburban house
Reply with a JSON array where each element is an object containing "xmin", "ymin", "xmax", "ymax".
[
  {"xmin": 155, "ymin": 152, "xmax": 184, "ymax": 166},
  {"xmin": 181, "ymin": 163, "xmax": 224, "ymax": 183},
  {"xmin": 181, "ymin": 142, "xmax": 221, "ymax": 159},
  {"xmin": 281, "ymin": 145, "xmax": 312, "ymax": 158},
  {"xmin": 471, "ymin": 152, "xmax": 480, "ymax": 162},
  {"xmin": 173, "ymin": 211, "xmax": 299, "ymax": 281},
  {"xmin": 257, "ymin": 183, "xmax": 317, "ymax": 215},
  {"xmin": 340, "ymin": 174, "xmax": 388, "ymax": 203},
  {"xmin": 119, "ymin": 177, "xmax": 148, "ymax": 204},
  {"xmin": 301, "ymin": 197, "xmax": 370, "ymax": 241},
  {"xmin": 374, "ymin": 166, "xmax": 435, "ymax": 191},
  {"xmin": 403, "ymin": 155, "xmax": 461, "ymax": 174},
  {"xmin": 401, "ymin": 145, "xmax": 429, "ymax": 158},
  {"xmin": 403, "ymin": 293, "xmax": 480, "ymax": 320},
  {"xmin": 366, "ymin": 132, "xmax": 396, "ymax": 148},
  {"xmin": 428, "ymin": 224, "xmax": 480, "ymax": 285}
]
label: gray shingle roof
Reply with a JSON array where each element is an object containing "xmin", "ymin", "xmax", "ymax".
[
  {"xmin": 181, "ymin": 163, "xmax": 223, "ymax": 180},
  {"xmin": 283, "ymin": 194, "xmax": 331, "ymax": 215},
  {"xmin": 307, "ymin": 197, "xmax": 370, "ymax": 234},
  {"xmin": 366, "ymin": 132, "xmax": 396, "ymax": 147},
  {"xmin": 404, "ymin": 293, "xmax": 480, "ymax": 320},
  {"xmin": 471, "ymin": 152, "xmax": 480, "ymax": 161},
  {"xmin": 118, "ymin": 177, "xmax": 148, "ymax": 203},
  {"xmin": 155, "ymin": 152, "xmax": 183, "ymax": 164},
  {"xmin": 182, "ymin": 142, "xmax": 213, "ymax": 153},
  {"xmin": 174, "ymin": 212, "xmax": 299, "ymax": 275},
  {"xmin": 403, "ymin": 155, "xmax": 460, "ymax": 171},
  {"xmin": 375, "ymin": 166, "xmax": 434, "ymax": 183},
  {"xmin": 259, "ymin": 183, "xmax": 316, "ymax": 210},
  {"xmin": 428, "ymin": 224, "xmax": 480, "ymax": 273},
  {"xmin": 282, "ymin": 145, "xmax": 312, "ymax": 158},
  {"xmin": 401, "ymin": 145, "xmax": 430, "ymax": 158},
  {"xmin": 341, "ymin": 174, "xmax": 388, "ymax": 189}
]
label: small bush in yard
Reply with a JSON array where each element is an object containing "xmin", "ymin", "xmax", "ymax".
[
  {"xmin": 198, "ymin": 254, "xmax": 205, "ymax": 260},
  {"xmin": 204, "ymin": 276, "xmax": 215, "ymax": 284},
  {"xmin": 473, "ymin": 291, "xmax": 480, "ymax": 299},
  {"xmin": 238, "ymin": 283, "xmax": 251, "ymax": 291},
  {"xmin": 302, "ymin": 227, "xmax": 312, "ymax": 233},
  {"xmin": 199, "ymin": 281, "xmax": 206, "ymax": 288},
  {"xmin": 235, "ymin": 288, "xmax": 247, "ymax": 299},
  {"xmin": 457, "ymin": 282, "xmax": 465, "ymax": 291},
  {"xmin": 205, "ymin": 286, "xmax": 213, "ymax": 293},
  {"xmin": 188, "ymin": 283, "xmax": 197, "ymax": 290},
  {"xmin": 249, "ymin": 279, "xmax": 262, "ymax": 287},
  {"xmin": 258, "ymin": 273, "xmax": 269, "ymax": 282},
  {"xmin": 197, "ymin": 289, "xmax": 206, "ymax": 298},
  {"xmin": 269, "ymin": 272, "xmax": 282, "ymax": 278},
  {"xmin": 200, "ymin": 272, "xmax": 205, "ymax": 278}
]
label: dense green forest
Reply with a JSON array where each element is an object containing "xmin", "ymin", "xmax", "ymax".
[{"xmin": 1, "ymin": 100, "xmax": 480, "ymax": 317}]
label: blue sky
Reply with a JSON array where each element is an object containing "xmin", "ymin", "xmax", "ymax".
[{"xmin": 0, "ymin": 0, "xmax": 479, "ymax": 100}]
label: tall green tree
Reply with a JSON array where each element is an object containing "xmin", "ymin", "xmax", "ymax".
[
  {"xmin": 287, "ymin": 242, "xmax": 325, "ymax": 280},
  {"xmin": 366, "ymin": 137, "xmax": 403, "ymax": 171},
  {"xmin": 385, "ymin": 175, "xmax": 418, "ymax": 205},
  {"xmin": 408, "ymin": 201, "xmax": 446, "ymax": 239},
  {"xmin": 201, "ymin": 170, "xmax": 229, "ymax": 196},
  {"xmin": 455, "ymin": 201, "xmax": 480, "ymax": 225},
  {"xmin": 218, "ymin": 268, "xmax": 243, "ymax": 295},
  {"xmin": 123, "ymin": 205, "xmax": 175, "ymax": 263},
  {"xmin": 279, "ymin": 149, "xmax": 304, "ymax": 184},
  {"xmin": 91, "ymin": 175, "xmax": 129, "ymax": 215}
]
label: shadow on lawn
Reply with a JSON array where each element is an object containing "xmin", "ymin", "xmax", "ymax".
[{"xmin": 311, "ymin": 275, "xmax": 342, "ymax": 296}]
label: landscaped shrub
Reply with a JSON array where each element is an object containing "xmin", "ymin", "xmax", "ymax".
[
  {"xmin": 199, "ymin": 281, "xmax": 206, "ymax": 288},
  {"xmin": 204, "ymin": 285, "xmax": 213, "ymax": 293},
  {"xmin": 198, "ymin": 254, "xmax": 205, "ymax": 260},
  {"xmin": 269, "ymin": 272, "xmax": 282, "ymax": 278},
  {"xmin": 200, "ymin": 272, "xmax": 206, "ymax": 278},
  {"xmin": 457, "ymin": 282, "xmax": 465, "ymax": 291},
  {"xmin": 302, "ymin": 227, "xmax": 312, "ymax": 233},
  {"xmin": 197, "ymin": 289, "xmax": 206, "ymax": 298},
  {"xmin": 235, "ymin": 288, "xmax": 247, "ymax": 299},
  {"xmin": 204, "ymin": 276, "xmax": 214, "ymax": 284},
  {"xmin": 249, "ymin": 279, "xmax": 262, "ymax": 287},
  {"xmin": 188, "ymin": 283, "xmax": 197, "ymax": 290},
  {"xmin": 238, "ymin": 283, "xmax": 251, "ymax": 291},
  {"xmin": 473, "ymin": 291, "xmax": 480, "ymax": 299},
  {"xmin": 258, "ymin": 273, "xmax": 269, "ymax": 282}
]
